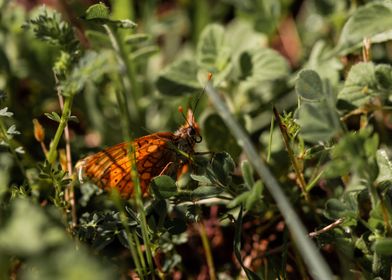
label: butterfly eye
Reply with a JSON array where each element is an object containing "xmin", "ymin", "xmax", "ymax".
[
  {"xmin": 195, "ymin": 135, "xmax": 202, "ymax": 143},
  {"xmin": 188, "ymin": 127, "xmax": 202, "ymax": 143}
]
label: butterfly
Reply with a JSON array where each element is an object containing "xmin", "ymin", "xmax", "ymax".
[{"xmin": 76, "ymin": 109, "xmax": 202, "ymax": 198}]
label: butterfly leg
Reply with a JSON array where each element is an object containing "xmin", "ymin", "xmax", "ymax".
[{"xmin": 159, "ymin": 161, "xmax": 175, "ymax": 176}]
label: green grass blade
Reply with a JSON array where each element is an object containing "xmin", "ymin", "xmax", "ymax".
[{"xmin": 205, "ymin": 83, "xmax": 333, "ymax": 280}]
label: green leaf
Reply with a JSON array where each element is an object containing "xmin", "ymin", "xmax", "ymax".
[
  {"xmin": 125, "ymin": 33, "xmax": 151, "ymax": 45},
  {"xmin": 338, "ymin": 62, "xmax": 377, "ymax": 107},
  {"xmin": 82, "ymin": 3, "xmax": 136, "ymax": 29},
  {"xmin": 241, "ymin": 160, "xmax": 254, "ymax": 189},
  {"xmin": 190, "ymin": 174, "xmax": 212, "ymax": 184},
  {"xmin": 305, "ymin": 41, "xmax": 342, "ymax": 86},
  {"xmin": 376, "ymin": 149, "xmax": 392, "ymax": 182},
  {"xmin": 295, "ymin": 70, "xmax": 324, "ymax": 101},
  {"xmin": 156, "ymin": 59, "xmax": 201, "ymax": 96},
  {"xmin": 84, "ymin": 3, "xmax": 110, "ymax": 20},
  {"xmin": 324, "ymin": 195, "xmax": 358, "ymax": 226},
  {"xmin": 240, "ymin": 48, "xmax": 289, "ymax": 84},
  {"xmin": 203, "ymin": 113, "xmax": 242, "ymax": 159},
  {"xmin": 20, "ymin": 245, "xmax": 117, "ymax": 280},
  {"xmin": 336, "ymin": 2, "xmax": 392, "ymax": 54},
  {"xmin": 208, "ymin": 152, "xmax": 235, "ymax": 186},
  {"xmin": 373, "ymin": 238, "xmax": 392, "ymax": 256},
  {"xmin": 196, "ymin": 24, "xmax": 231, "ymax": 72},
  {"xmin": 45, "ymin": 112, "xmax": 61, "ymax": 122},
  {"xmin": 129, "ymin": 46, "xmax": 159, "ymax": 62},
  {"xmin": 245, "ymin": 180, "xmax": 264, "ymax": 211},
  {"xmin": 297, "ymin": 101, "xmax": 341, "ymax": 143},
  {"xmin": 0, "ymin": 199, "xmax": 67, "ymax": 256},
  {"xmin": 191, "ymin": 186, "xmax": 223, "ymax": 200},
  {"xmin": 151, "ymin": 175, "xmax": 177, "ymax": 199},
  {"xmin": 228, "ymin": 180, "xmax": 264, "ymax": 212},
  {"xmin": 324, "ymin": 129, "xmax": 379, "ymax": 179},
  {"xmin": 165, "ymin": 218, "xmax": 187, "ymax": 235},
  {"xmin": 61, "ymin": 51, "xmax": 116, "ymax": 96},
  {"xmin": 375, "ymin": 64, "xmax": 392, "ymax": 91},
  {"xmin": 25, "ymin": 7, "xmax": 79, "ymax": 53}
]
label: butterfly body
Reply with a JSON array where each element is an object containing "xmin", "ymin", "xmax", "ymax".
[{"xmin": 76, "ymin": 110, "xmax": 200, "ymax": 198}]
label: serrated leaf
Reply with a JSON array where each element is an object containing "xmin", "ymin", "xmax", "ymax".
[
  {"xmin": 336, "ymin": 2, "xmax": 392, "ymax": 54},
  {"xmin": 295, "ymin": 69, "xmax": 324, "ymax": 101},
  {"xmin": 196, "ymin": 24, "xmax": 231, "ymax": 72},
  {"xmin": 240, "ymin": 48, "xmax": 289, "ymax": 84},
  {"xmin": 338, "ymin": 62, "xmax": 377, "ymax": 107},
  {"xmin": 297, "ymin": 101, "xmax": 341, "ymax": 143},
  {"xmin": 0, "ymin": 107, "xmax": 13, "ymax": 117},
  {"xmin": 25, "ymin": 8, "xmax": 79, "ymax": 53},
  {"xmin": 61, "ymin": 51, "xmax": 116, "ymax": 96},
  {"xmin": 156, "ymin": 59, "xmax": 201, "ymax": 96}
]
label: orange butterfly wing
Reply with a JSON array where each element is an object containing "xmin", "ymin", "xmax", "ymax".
[{"xmin": 78, "ymin": 132, "xmax": 179, "ymax": 198}]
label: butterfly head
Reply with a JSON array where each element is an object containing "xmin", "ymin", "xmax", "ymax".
[{"xmin": 175, "ymin": 108, "xmax": 202, "ymax": 153}]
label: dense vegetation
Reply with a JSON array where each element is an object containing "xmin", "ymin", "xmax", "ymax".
[{"xmin": 1, "ymin": 0, "xmax": 392, "ymax": 279}]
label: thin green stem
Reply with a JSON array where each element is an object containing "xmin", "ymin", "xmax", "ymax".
[
  {"xmin": 205, "ymin": 83, "xmax": 333, "ymax": 280},
  {"xmin": 103, "ymin": 24, "xmax": 140, "ymax": 135},
  {"xmin": 106, "ymin": 23, "xmax": 155, "ymax": 277},
  {"xmin": 130, "ymin": 154, "xmax": 155, "ymax": 279},
  {"xmin": 47, "ymin": 95, "xmax": 74, "ymax": 164},
  {"xmin": 112, "ymin": 193, "xmax": 145, "ymax": 279},
  {"xmin": 267, "ymin": 113, "xmax": 274, "ymax": 163},
  {"xmin": 197, "ymin": 221, "xmax": 216, "ymax": 280},
  {"xmin": 273, "ymin": 107, "xmax": 309, "ymax": 202}
]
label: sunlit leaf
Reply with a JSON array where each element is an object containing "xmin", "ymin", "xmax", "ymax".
[{"xmin": 336, "ymin": 2, "xmax": 392, "ymax": 54}]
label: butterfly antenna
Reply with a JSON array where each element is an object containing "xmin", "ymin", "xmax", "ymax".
[
  {"xmin": 178, "ymin": 106, "xmax": 191, "ymax": 127},
  {"xmin": 192, "ymin": 72, "xmax": 212, "ymax": 117}
]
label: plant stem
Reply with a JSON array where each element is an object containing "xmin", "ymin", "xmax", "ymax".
[
  {"xmin": 106, "ymin": 23, "xmax": 155, "ymax": 277},
  {"xmin": 206, "ymin": 83, "xmax": 333, "ymax": 280},
  {"xmin": 55, "ymin": 74, "xmax": 76, "ymax": 228},
  {"xmin": 267, "ymin": 113, "xmax": 274, "ymax": 163},
  {"xmin": 47, "ymin": 95, "xmax": 74, "ymax": 164},
  {"xmin": 112, "ymin": 193, "xmax": 145, "ymax": 279},
  {"xmin": 197, "ymin": 221, "xmax": 216, "ymax": 280},
  {"xmin": 273, "ymin": 107, "xmax": 309, "ymax": 202},
  {"xmin": 103, "ymin": 24, "xmax": 140, "ymax": 135}
]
